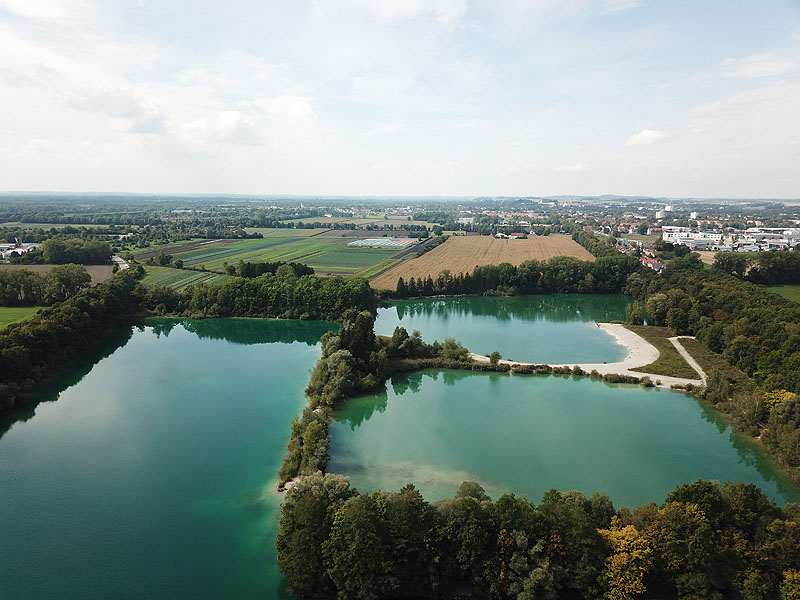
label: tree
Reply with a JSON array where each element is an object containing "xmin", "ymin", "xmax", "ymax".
[
  {"xmin": 599, "ymin": 518, "xmax": 654, "ymax": 600},
  {"xmin": 489, "ymin": 351, "xmax": 501, "ymax": 366},
  {"xmin": 46, "ymin": 264, "xmax": 92, "ymax": 303},
  {"xmin": 277, "ymin": 472, "xmax": 357, "ymax": 599}
]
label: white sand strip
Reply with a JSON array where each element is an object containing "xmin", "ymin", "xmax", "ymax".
[{"xmin": 470, "ymin": 323, "xmax": 705, "ymax": 390}]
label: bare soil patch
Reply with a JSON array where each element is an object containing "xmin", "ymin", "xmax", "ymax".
[
  {"xmin": 0, "ymin": 264, "xmax": 114, "ymax": 285},
  {"xmin": 371, "ymin": 234, "xmax": 594, "ymax": 290}
]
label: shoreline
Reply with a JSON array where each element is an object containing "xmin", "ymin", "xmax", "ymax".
[{"xmin": 470, "ymin": 322, "xmax": 705, "ymax": 390}]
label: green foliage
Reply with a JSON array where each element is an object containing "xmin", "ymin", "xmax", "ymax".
[
  {"xmin": 142, "ymin": 271, "xmax": 375, "ymax": 320},
  {"xmin": 278, "ymin": 479, "xmax": 800, "ymax": 600},
  {"xmin": 41, "ymin": 237, "xmax": 112, "ymax": 264},
  {"xmin": 391, "ymin": 252, "xmax": 642, "ymax": 298},
  {"xmin": 0, "ymin": 270, "xmax": 143, "ymax": 410}
]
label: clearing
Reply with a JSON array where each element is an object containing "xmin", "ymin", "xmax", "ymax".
[
  {"xmin": 625, "ymin": 325, "xmax": 701, "ymax": 379},
  {"xmin": 769, "ymin": 285, "xmax": 800, "ymax": 304},
  {"xmin": 370, "ymin": 234, "xmax": 594, "ymax": 290},
  {"xmin": 695, "ymin": 251, "xmax": 718, "ymax": 266},
  {"xmin": 0, "ymin": 264, "xmax": 114, "ymax": 285},
  {"xmin": 0, "ymin": 306, "xmax": 43, "ymax": 329}
]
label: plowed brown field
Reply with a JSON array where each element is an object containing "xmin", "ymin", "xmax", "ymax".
[{"xmin": 370, "ymin": 234, "xmax": 594, "ymax": 290}]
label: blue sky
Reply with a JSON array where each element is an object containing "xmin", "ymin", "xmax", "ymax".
[{"xmin": 0, "ymin": 0, "xmax": 798, "ymax": 197}]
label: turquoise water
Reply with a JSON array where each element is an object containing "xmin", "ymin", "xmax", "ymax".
[
  {"xmin": 375, "ymin": 295, "xmax": 629, "ymax": 363},
  {"xmin": 0, "ymin": 318, "xmax": 335, "ymax": 600},
  {"xmin": 329, "ymin": 370, "xmax": 800, "ymax": 508},
  {"xmin": 3, "ymin": 298, "xmax": 799, "ymax": 600}
]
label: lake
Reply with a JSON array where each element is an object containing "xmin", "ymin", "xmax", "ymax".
[
  {"xmin": 328, "ymin": 369, "xmax": 800, "ymax": 508},
  {"xmin": 2, "ymin": 296, "xmax": 798, "ymax": 599},
  {"xmin": 0, "ymin": 318, "xmax": 335, "ymax": 600},
  {"xmin": 375, "ymin": 294, "xmax": 630, "ymax": 363}
]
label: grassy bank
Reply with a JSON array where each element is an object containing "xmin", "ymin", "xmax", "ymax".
[
  {"xmin": 0, "ymin": 306, "xmax": 43, "ymax": 329},
  {"xmin": 625, "ymin": 325, "xmax": 700, "ymax": 379}
]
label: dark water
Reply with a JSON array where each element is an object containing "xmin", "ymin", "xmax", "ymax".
[
  {"xmin": 375, "ymin": 294, "xmax": 630, "ymax": 363},
  {"xmin": 0, "ymin": 318, "xmax": 336, "ymax": 600},
  {"xmin": 329, "ymin": 370, "xmax": 800, "ymax": 508}
]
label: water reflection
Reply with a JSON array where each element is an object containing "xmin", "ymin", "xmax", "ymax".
[
  {"xmin": 391, "ymin": 294, "xmax": 630, "ymax": 323},
  {"xmin": 331, "ymin": 369, "xmax": 800, "ymax": 505},
  {"xmin": 0, "ymin": 326, "xmax": 133, "ymax": 442},
  {"xmin": 145, "ymin": 318, "xmax": 339, "ymax": 346}
]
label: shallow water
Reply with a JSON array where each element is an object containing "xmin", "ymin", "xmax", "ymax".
[
  {"xmin": 375, "ymin": 294, "xmax": 630, "ymax": 363},
  {"xmin": 0, "ymin": 318, "xmax": 335, "ymax": 600},
  {"xmin": 329, "ymin": 370, "xmax": 800, "ymax": 508}
]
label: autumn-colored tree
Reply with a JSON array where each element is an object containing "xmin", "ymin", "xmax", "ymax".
[{"xmin": 599, "ymin": 517, "xmax": 654, "ymax": 600}]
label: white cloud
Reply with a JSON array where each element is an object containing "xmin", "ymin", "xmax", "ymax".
[
  {"xmin": 0, "ymin": 0, "xmax": 84, "ymax": 21},
  {"xmin": 723, "ymin": 53, "xmax": 795, "ymax": 79},
  {"xmin": 601, "ymin": 0, "xmax": 640, "ymax": 14},
  {"xmin": 331, "ymin": 0, "xmax": 467, "ymax": 29},
  {"xmin": 182, "ymin": 111, "xmax": 262, "ymax": 146},
  {"xmin": 369, "ymin": 162, "xmax": 385, "ymax": 171},
  {"xmin": 504, "ymin": 162, "xmax": 589, "ymax": 174},
  {"xmin": 432, "ymin": 160, "xmax": 459, "ymax": 174},
  {"xmin": 627, "ymin": 129, "xmax": 666, "ymax": 146},
  {"xmin": 554, "ymin": 162, "xmax": 589, "ymax": 172},
  {"xmin": 255, "ymin": 96, "xmax": 319, "ymax": 142}
]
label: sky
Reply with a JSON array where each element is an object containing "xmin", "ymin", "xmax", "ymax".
[{"xmin": 0, "ymin": 0, "xmax": 799, "ymax": 198}]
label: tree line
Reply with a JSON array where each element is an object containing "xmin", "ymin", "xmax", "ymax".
[
  {"xmin": 0, "ymin": 265, "xmax": 96, "ymax": 306},
  {"xmin": 1, "ymin": 268, "xmax": 379, "ymax": 412},
  {"xmin": 143, "ymin": 268, "xmax": 375, "ymax": 320},
  {"xmin": 715, "ymin": 250, "xmax": 800, "ymax": 285},
  {"xmin": 391, "ymin": 254, "xmax": 641, "ymax": 298},
  {"xmin": 278, "ymin": 474, "xmax": 800, "ymax": 600},
  {"xmin": 0, "ymin": 270, "xmax": 143, "ymax": 410}
]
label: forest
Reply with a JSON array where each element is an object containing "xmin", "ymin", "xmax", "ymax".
[
  {"xmin": 0, "ymin": 270, "xmax": 143, "ymax": 409},
  {"xmin": 0, "ymin": 264, "xmax": 94, "ymax": 305},
  {"xmin": 278, "ymin": 474, "xmax": 800, "ymax": 600},
  {"xmin": 143, "ymin": 268, "xmax": 375, "ymax": 320},
  {"xmin": 390, "ymin": 254, "xmax": 641, "ymax": 298}
]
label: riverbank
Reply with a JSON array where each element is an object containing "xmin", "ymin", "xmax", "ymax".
[{"xmin": 469, "ymin": 323, "xmax": 706, "ymax": 390}]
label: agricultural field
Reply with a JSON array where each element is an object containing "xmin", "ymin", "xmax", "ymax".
[
  {"xmin": 769, "ymin": 285, "xmax": 800, "ymax": 304},
  {"xmin": 140, "ymin": 266, "xmax": 232, "ymax": 290},
  {"xmin": 370, "ymin": 234, "xmax": 595, "ymax": 290},
  {"xmin": 619, "ymin": 233, "xmax": 659, "ymax": 243},
  {"xmin": 695, "ymin": 251, "xmax": 718, "ymax": 266},
  {"xmin": 0, "ymin": 306, "xmax": 43, "ymax": 329},
  {"xmin": 243, "ymin": 227, "xmax": 329, "ymax": 237},
  {"xmin": 280, "ymin": 214, "xmax": 435, "ymax": 228},
  {"xmin": 0, "ymin": 264, "xmax": 114, "ymax": 285},
  {"xmin": 136, "ymin": 232, "xmax": 407, "ymax": 278},
  {"xmin": 0, "ymin": 222, "xmax": 106, "ymax": 229},
  {"xmin": 311, "ymin": 248, "xmax": 398, "ymax": 275}
]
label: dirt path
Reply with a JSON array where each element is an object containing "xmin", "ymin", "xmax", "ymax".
[
  {"xmin": 669, "ymin": 336, "xmax": 707, "ymax": 384},
  {"xmin": 470, "ymin": 323, "xmax": 705, "ymax": 390}
]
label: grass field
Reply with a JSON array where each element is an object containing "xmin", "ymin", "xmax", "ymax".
[
  {"xmin": 620, "ymin": 233, "xmax": 660, "ymax": 243},
  {"xmin": 0, "ymin": 306, "xmax": 43, "ymax": 329},
  {"xmin": 370, "ymin": 234, "xmax": 595, "ymax": 290},
  {"xmin": 243, "ymin": 227, "xmax": 329, "ymax": 237},
  {"xmin": 769, "ymin": 285, "xmax": 800, "ymax": 304},
  {"xmin": 626, "ymin": 325, "xmax": 701, "ymax": 379},
  {"xmin": 135, "ymin": 233, "xmax": 404, "ymax": 277},
  {"xmin": 0, "ymin": 264, "xmax": 114, "ymax": 285},
  {"xmin": 679, "ymin": 337, "xmax": 755, "ymax": 393},
  {"xmin": 140, "ymin": 266, "xmax": 233, "ymax": 289}
]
